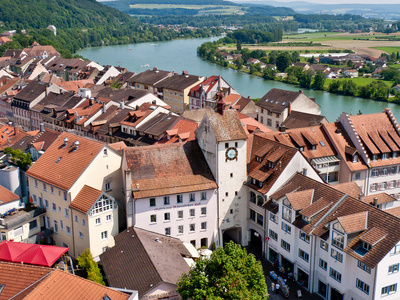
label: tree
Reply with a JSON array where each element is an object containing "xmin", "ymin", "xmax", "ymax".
[
  {"xmin": 77, "ymin": 249, "xmax": 105, "ymax": 285},
  {"xmin": 329, "ymin": 80, "xmax": 342, "ymax": 93},
  {"xmin": 177, "ymin": 241, "xmax": 268, "ymax": 300},
  {"xmin": 276, "ymin": 53, "xmax": 292, "ymax": 72},
  {"xmin": 4, "ymin": 147, "xmax": 32, "ymax": 170},
  {"xmin": 312, "ymin": 70, "xmax": 326, "ymax": 90},
  {"xmin": 298, "ymin": 70, "xmax": 313, "ymax": 89}
]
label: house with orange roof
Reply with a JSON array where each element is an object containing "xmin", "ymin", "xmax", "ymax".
[
  {"xmin": 156, "ymin": 117, "xmax": 198, "ymax": 144},
  {"xmin": 326, "ymin": 109, "xmax": 400, "ymax": 201},
  {"xmin": 0, "ymin": 36, "xmax": 11, "ymax": 45},
  {"xmin": 263, "ymin": 172, "xmax": 400, "ymax": 300},
  {"xmin": 188, "ymin": 75, "xmax": 238, "ymax": 110},
  {"xmin": 0, "ymin": 261, "xmax": 135, "ymax": 300},
  {"xmin": 26, "ymin": 132, "xmax": 123, "ymax": 258},
  {"xmin": 259, "ymin": 124, "xmax": 340, "ymax": 184}
]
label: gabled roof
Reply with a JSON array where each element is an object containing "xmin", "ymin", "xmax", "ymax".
[
  {"xmin": 0, "ymin": 185, "xmax": 19, "ymax": 205},
  {"xmin": 333, "ymin": 182, "xmax": 363, "ymax": 199},
  {"xmin": 154, "ymin": 73, "xmax": 202, "ymax": 91},
  {"xmin": 125, "ymin": 141, "xmax": 217, "ymax": 199},
  {"xmin": 205, "ymin": 110, "xmax": 247, "ymax": 142},
  {"xmin": 337, "ymin": 211, "xmax": 368, "ymax": 234},
  {"xmin": 26, "ymin": 132, "xmax": 105, "ymax": 191},
  {"xmin": 12, "ymin": 81, "xmax": 48, "ymax": 103},
  {"xmin": 286, "ymin": 189, "xmax": 314, "ymax": 211},
  {"xmin": 247, "ymin": 134, "xmax": 299, "ymax": 195},
  {"xmin": 258, "ymin": 125, "xmax": 336, "ymax": 161},
  {"xmin": 282, "ymin": 111, "xmax": 327, "ymax": 129},
  {"xmin": 128, "ymin": 69, "xmax": 172, "ymax": 85},
  {"xmin": 29, "ymin": 129, "xmax": 60, "ymax": 152},
  {"xmin": 361, "ymin": 193, "xmax": 396, "ymax": 206},
  {"xmin": 100, "ymin": 227, "xmax": 191, "ymax": 296},
  {"xmin": 322, "ymin": 122, "xmax": 368, "ymax": 172},
  {"xmin": 0, "ymin": 261, "xmax": 52, "ymax": 300},
  {"xmin": 256, "ymin": 88, "xmax": 318, "ymax": 112},
  {"xmin": 69, "ymin": 185, "xmax": 103, "ymax": 214}
]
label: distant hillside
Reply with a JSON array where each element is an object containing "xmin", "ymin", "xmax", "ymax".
[
  {"xmin": 101, "ymin": 0, "xmax": 295, "ymax": 16},
  {"xmin": 0, "ymin": 0, "xmax": 140, "ymax": 30},
  {"xmin": 0, "ymin": 0, "xmax": 223, "ymax": 57}
]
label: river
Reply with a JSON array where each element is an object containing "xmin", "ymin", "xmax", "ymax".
[{"xmin": 78, "ymin": 36, "xmax": 400, "ymax": 122}]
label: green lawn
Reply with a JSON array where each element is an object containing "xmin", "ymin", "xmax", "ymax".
[
  {"xmin": 284, "ymin": 32, "xmax": 395, "ymax": 43},
  {"xmin": 372, "ymin": 47, "xmax": 400, "ymax": 54},
  {"xmin": 324, "ymin": 77, "xmax": 394, "ymax": 88}
]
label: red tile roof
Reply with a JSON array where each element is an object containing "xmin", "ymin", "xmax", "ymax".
[
  {"xmin": 0, "ymin": 185, "xmax": 19, "ymax": 204},
  {"xmin": 26, "ymin": 132, "xmax": 105, "ymax": 190},
  {"xmin": 69, "ymin": 185, "xmax": 103, "ymax": 214}
]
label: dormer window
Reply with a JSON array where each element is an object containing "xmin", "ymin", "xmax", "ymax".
[
  {"xmin": 299, "ymin": 147, "xmax": 304, "ymax": 152},
  {"xmin": 372, "ymin": 154, "xmax": 378, "ymax": 161},
  {"xmin": 382, "ymin": 153, "xmax": 388, "ymax": 160},
  {"xmin": 352, "ymin": 154, "xmax": 358, "ymax": 163},
  {"xmin": 256, "ymin": 156, "xmax": 263, "ymax": 163},
  {"xmin": 363, "ymin": 241, "xmax": 372, "ymax": 251},
  {"xmin": 312, "ymin": 145, "xmax": 316, "ymax": 150},
  {"xmin": 393, "ymin": 151, "xmax": 398, "ymax": 158}
]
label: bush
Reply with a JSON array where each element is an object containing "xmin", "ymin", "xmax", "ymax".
[{"xmin": 77, "ymin": 249, "xmax": 105, "ymax": 285}]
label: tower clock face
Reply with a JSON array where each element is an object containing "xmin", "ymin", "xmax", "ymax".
[{"xmin": 226, "ymin": 147, "xmax": 238, "ymax": 160}]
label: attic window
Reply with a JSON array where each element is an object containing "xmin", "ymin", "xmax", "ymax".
[
  {"xmin": 312, "ymin": 145, "xmax": 316, "ymax": 150},
  {"xmin": 55, "ymin": 157, "xmax": 62, "ymax": 164},
  {"xmin": 353, "ymin": 154, "xmax": 358, "ymax": 163},
  {"xmin": 103, "ymin": 149, "xmax": 108, "ymax": 156},
  {"xmin": 382, "ymin": 153, "xmax": 388, "ymax": 160},
  {"xmin": 372, "ymin": 154, "xmax": 377, "ymax": 161},
  {"xmin": 256, "ymin": 156, "xmax": 263, "ymax": 163},
  {"xmin": 393, "ymin": 152, "xmax": 398, "ymax": 158},
  {"xmin": 363, "ymin": 241, "xmax": 372, "ymax": 251}
]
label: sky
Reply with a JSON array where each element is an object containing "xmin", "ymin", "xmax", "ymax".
[{"xmin": 233, "ymin": 0, "xmax": 400, "ymax": 4}]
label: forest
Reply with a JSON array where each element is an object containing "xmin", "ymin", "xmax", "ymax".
[{"xmin": 0, "ymin": 0, "xmax": 224, "ymax": 57}]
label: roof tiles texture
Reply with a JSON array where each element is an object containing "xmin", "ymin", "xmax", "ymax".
[
  {"xmin": 125, "ymin": 141, "xmax": 217, "ymax": 199},
  {"xmin": 26, "ymin": 132, "xmax": 104, "ymax": 190},
  {"xmin": 100, "ymin": 227, "xmax": 191, "ymax": 296},
  {"xmin": 69, "ymin": 185, "xmax": 103, "ymax": 214},
  {"xmin": 206, "ymin": 110, "xmax": 247, "ymax": 142}
]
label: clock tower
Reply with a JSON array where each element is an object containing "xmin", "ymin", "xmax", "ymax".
[{"xmin": 196, "ymin": 109, "xmax": 248, "ymax": 247}]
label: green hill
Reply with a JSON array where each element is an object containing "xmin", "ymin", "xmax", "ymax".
[{"xmin": 0, "ymin": 0, "xmax": 223, "ymax": 57}]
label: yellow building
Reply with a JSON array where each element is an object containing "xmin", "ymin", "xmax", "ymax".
[
  {"xmin": 155, "ymin": 72, "xmax": 204, "ymax": 113},
  {"xmin": 26, "ymin": 132, "xmax": 123, "ymax": 259}
]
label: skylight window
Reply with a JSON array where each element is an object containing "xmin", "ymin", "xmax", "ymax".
[
  {"xmin": 55, "ymin": 157, "xmax": 62, "ymax": 164},
  {"xmin": 320, "ymin": 141, "xmax": 325, "ymax": 147}
]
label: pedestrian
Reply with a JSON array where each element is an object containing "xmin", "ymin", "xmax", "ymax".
[
  {"xmin": 276, "ymin": 283, "xmax": 280, "ymax": 294},
  {"xmin": 271, "ymin": 282, "xmax": 275, "ymax": 292}
]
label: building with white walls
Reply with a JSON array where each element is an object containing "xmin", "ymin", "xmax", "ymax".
[
  {"xmin": 122, "ymin": 141, "xmax": 218, "ymax": 249},
  {"xmin": 264, "ymin": 172, "xmax": 400, "ymax": 300},
  {"xmin": 26, "ymin": 132, "xmax": 123, "ymax": 258}
]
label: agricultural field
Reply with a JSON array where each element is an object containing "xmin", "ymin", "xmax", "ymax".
[
  {"xmin": 372, "ymin": 47, "xmax": 400, "ymax": 55},
  {"xmin": 129, "ymin": 4, "xmax": 243, "ymax": 15}
]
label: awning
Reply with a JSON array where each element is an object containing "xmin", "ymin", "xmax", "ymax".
[{"xmin": 311, "ymin": 156, "xmax": 340, "ymax": 165}]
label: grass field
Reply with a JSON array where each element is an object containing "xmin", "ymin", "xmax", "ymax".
[
  {"xmin": 324, "ymin": 77, "xmax": 394, "ymax": 88},
  {"xmin": 372, "ymin": 47, "xmax": 400, "ymax": 54}
]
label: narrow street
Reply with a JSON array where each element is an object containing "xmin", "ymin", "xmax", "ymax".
[{"xmin": 246, "ymin": 245, "xmax": 321, "ymax": 300}]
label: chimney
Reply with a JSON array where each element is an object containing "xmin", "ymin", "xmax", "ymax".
[
  {"xmin": 39, "ymin": 123, "xmax": 44, "ymax": 133},
  {"xmin": 102, "ymin": 105, "xmax": 106, "ymax": 114},
  {"xmin": 73, "ymin": 140, "xmax": 80, "ymax": 151},
  {"xmin": 373, "ymin": 197, "xmax": 378, "ymax": 207},
  {"xmin": 120, "ymin": 101, "xmax": 125, "ymax": 110},
  {"xmin": 63, "ymin": 137, "xmax": 68, "ymax": 147}
]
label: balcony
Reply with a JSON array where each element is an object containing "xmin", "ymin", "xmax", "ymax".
[{"xmin": 0, "ymin": 207, "xmax": 46, "ymax": 230}]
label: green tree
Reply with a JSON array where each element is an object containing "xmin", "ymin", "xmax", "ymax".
[
  {"xmin": 298, "ymin": 70, "xmax": 313, "ymax": 88},
  {"xmin": 329, "ymin": 80, "xmax": 342, "ymax": 93},
  {"xmin": 263, "ymin": 67, "xmax": 276, "ymax": 80},
  {"xmin": 342, "ymin": 79, "xmax": 357, "ymax": 96},
  {"xmin": 237, "ymin": 40, "xmax": 242, "ymax": 51},
  {"xmin": 4, "ymin": 147, "xmax": 32, "ymax": 170},
  {"xmin": 77, "ymin": 249, "xmax": 105, "ymax": 285},
  {"xmin": 312, "ymin": 70, "xmax": 326, "ymax": 90},
  {"xmin": 177, "ymin": 241, "xmax": 268, "ymax": 300},
  {"xmin": 276, "ymin": 53, "xmax": 292, "ymax": 72}
]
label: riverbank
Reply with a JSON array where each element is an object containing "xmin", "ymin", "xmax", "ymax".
[{"xmin": 78, "ymin": 36, "xmax": 400, "ymax": 121}]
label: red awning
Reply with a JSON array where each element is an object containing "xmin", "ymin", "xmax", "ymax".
[{"xmin": 0, "ymin": 241, "xmax": 68, "ymax": 267}]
